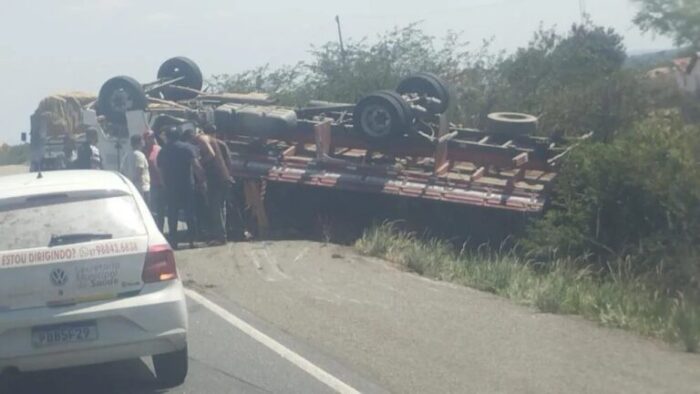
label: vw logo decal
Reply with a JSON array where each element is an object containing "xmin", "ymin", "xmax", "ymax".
[{"xmin": 50, "ymin": 268, "xmax": 69, "ymax": 287}]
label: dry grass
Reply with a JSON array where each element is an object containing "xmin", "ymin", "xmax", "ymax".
[{"xmin": 355, "ymin": 222, "xmax": 700, "ymax": 352}]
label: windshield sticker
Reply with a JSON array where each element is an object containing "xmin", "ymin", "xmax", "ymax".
[{"xmin": 0, "ymin": 238, "xmax": 146, "ymax": 269}]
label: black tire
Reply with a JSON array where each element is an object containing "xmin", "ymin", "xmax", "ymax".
[
  {"xmin": 97, "ymin": 76, "xmax": 148, "ymax": 124},
  {"xmin": 486, "ymin": 112, "xmax": 538, "ymax": 136},
  {"xmin": 157, "ymin": 57, "xmax": 203, "ymax": 101},
  {"xmin": 396, "ymin": 72, "xmax": 450, "ymax": 114},
  {"xmin": 153, "ymin": 346, "xmax": 188, "ymax": 388},
  {"xmin": 375, "ymin": 90, "xmax": 413, "ymax": 130},
  {"xmin": 353, "ymin": 90, "xmax": 412, "ymax": 142}
]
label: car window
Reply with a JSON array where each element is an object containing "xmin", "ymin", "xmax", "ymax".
[{"xmin": 0, "ymin": 195, "xmax": 146, "ymax": 251}]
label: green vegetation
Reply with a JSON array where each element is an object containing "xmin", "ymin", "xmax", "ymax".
[
  {"xmin": 0, "ymin": 143, "xmax": 29, "ymax": 165},
  {"xmin": 523, "ymin": 116, "xmax": 700, "ymax": 285},
  {"xmin": 356, "ymin": 223, "xmax": 700, "ymax": 352},
  {"xmin": 212, "ymin": 12, "xmax": 699, "ymax": 349},
  {"xmin": 633, "ymin": 0, "xmax": 700, "ymax": 48}
]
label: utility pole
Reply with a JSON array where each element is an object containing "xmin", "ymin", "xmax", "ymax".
[{"xmin": 335, "ymin": 15, "xmax": 347, "ymax": 64}]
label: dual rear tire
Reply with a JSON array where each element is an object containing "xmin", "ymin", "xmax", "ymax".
[
  {"xmin": 353, "ymin": 73, "xmax": 451, "ymax": 142},
  {"xmin": 353, "ymin": 90, "xmax": 412, "ymax": 143}
]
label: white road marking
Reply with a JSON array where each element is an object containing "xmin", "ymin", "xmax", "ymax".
[{"xmin": 185, "ymin": 288, "xmax": 362, "ymax": 394}]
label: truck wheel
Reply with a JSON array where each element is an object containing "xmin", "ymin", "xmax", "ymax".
[
  {"xmin": 157, "ymin": 57, "xmax": 203, "ymax": 101},
  {"xmin": 153, "ymin": 346, "xmax": 188, "ymax": 388},
  {"xmin": 97, "ymin": 76, "xmax": 148, "ymax": 124},
  {"xmin": 353, "ymin": 90, "xmax": 412, "ymax": 143},
  {"xmin": 486, "ymin": 112, "xmax": 538, "ymax": 136},
  {"xmin": 396, "ymin": 72, "xmax": 450, "ymax": 114}
]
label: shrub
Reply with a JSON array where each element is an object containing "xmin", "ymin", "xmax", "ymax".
[{"xmin": 523, "ymin": 115, "xmax": 700, "ymax": 286}]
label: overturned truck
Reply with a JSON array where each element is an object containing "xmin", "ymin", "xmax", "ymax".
[{"xmin": 31, "ymin": 57, "xmax": 575, "ymax": 213}]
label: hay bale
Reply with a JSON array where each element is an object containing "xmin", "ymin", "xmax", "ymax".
[{"xmin": 33, "ymin": 92, "xmax": 96, "ymax": 138}]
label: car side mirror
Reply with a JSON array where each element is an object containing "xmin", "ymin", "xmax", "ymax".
[{"xmin": 21, "ymin": 132, "xmax": 27, "ymax": 142}]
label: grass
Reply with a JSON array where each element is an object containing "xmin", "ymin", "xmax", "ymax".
[{"xmin": 355, "ymin": 222, "xmax": 700, "ymax": 352}]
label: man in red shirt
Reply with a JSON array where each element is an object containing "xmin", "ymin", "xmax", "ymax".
[{"xmin": 143, "ymin": 130, "xmax": 166, "ymax": 232}]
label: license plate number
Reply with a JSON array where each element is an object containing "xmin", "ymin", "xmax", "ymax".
[{"xmin": 32, "ymin": 321, "xmax": 98, "ymax": 347}]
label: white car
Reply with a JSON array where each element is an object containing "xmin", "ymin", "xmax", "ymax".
[{"xmin": 0, "ymin": 170, "xmax": 188, "ymax": 387}]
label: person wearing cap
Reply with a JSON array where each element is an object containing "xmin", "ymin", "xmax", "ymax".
[
  {"xmin": 121, "ymin": 134, "xmax": 150, "ymax": 200},
  {"xmin": 143, "ymin": 130, "xmax": 166, "ymax": 231},
  {"xmin": 76, "ymin": 127, "xmax": 103, "ymax": 170}
]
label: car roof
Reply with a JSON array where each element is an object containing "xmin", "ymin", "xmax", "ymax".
[{"xmin": 0, "ymin": 170, "xmax": 131, "ymax": 201}]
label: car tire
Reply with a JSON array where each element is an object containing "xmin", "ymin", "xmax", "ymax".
[
  {"xmin": 153, "ymin": 346, "xmax": 188, "ymax": 387},
  {"xmin": 157, "ymin": 57, "xmax": 203, "ymax": 101},
  {"xmin": 97, "ymin": 76, "xmax": 148, "ymax": 124},
  {"xmin": 396, "ymin": 72, "xmax": 450, "ymax": 114},
  {"xmin": 353, "ymin": 90, "xmax": 412, "ymax": 143},
  {"xmin": 486, "ymin": 112, "xmax": 538, "ymax": 136}
]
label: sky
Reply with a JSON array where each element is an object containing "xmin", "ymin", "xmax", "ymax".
[{"xmin": 0, "ymin": 0, "xmax": 673, "ymax": 144}]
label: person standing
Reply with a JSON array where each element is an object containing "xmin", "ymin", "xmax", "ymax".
[
  {"xmin": 157, "ymin": 126, "xmax": 204, "ymax": 249},
  {"xmin": 198, "ymin": 125, "xmax": 234, "ymax": 246},
  {"xmin": 143, "ymin": 131, "xmax": 166, "ymax": 232},
  {"xmin": 181, "ymin": 128, "xmax": 208, "ymax": 241},
  {"xmin": 121, "ymin": 134, "xmax": 150, "ymax": 201},
  {"xmin": 76, "ymin": 127, "xmax": 103, "ymax": 170}
]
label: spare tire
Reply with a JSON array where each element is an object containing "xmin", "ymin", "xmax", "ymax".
[
  {"xmin": 486, "ymin": 112, "xmax": 538, "ymax": 136},
  {"xmin": 97, "ymin": 76, "xmax": 148, "ymax": 124},
  {"xmin": 157, "ymin": 57, "xmax": 203, "ymax": 101},
  {"xmin": 353, "ymin": 90, "xmax": 412, "ymax": 143},
  {"xmin": 396, "ymin": 72, "xmax": 450, "ymax": 114}
]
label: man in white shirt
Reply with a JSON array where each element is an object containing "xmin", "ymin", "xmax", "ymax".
[{"xmin": 121, "ymin": 134, "xmax": 151, "ymax": 200}]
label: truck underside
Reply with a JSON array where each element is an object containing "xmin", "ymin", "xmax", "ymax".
[{"xmin": 28, "ymin": 57, "xmax": 575, "ymax": 213}]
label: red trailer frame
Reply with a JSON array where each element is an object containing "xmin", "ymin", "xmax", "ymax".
[{"xmin": 223, "ymin": 115, "xmax": 570, "ymax": 213}]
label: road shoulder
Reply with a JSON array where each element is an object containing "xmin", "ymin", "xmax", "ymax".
[{"xmin": 177, "ymin": 241, "xmax": 700, "ymax": 394}]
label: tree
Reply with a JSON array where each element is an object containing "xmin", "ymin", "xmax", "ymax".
[
  {"xmin": 523, "ymin": 115, "xmax": 700, "ymax": 283},
  {"xmin": 209, "ymin": 22, "xmax": 647, "ymax": 137},
  {"xmin": 208, "ymin": 24, "xmax": 501, "ymax": 126},
  {"xmin": 497, "ymin": 22, "xmax": 647, "ymax": 139},
  {"xmin": 633, "ymin": 0, "xmax": 700, "ymax": 48}
]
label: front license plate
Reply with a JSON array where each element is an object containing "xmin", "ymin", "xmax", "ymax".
[{"xmin": 32, "ymin": 321, "xmax": 98, "ymax": 348}]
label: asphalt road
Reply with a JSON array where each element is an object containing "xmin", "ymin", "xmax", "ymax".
[
  {"xmin": 176, "ymin": 241, "xmax": 700, "ymax": 394},
  {"xmin": 2, "ymin": 292, "xmax": 381, "ymax": 394}
]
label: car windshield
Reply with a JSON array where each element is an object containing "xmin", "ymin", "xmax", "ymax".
[{"xmin": 0, "ymin": 195, "xmax": 146, "ymax": 251}]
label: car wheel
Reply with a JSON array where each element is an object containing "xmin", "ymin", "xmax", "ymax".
[
  {"xmin": 486, "ymin": 112, "xmax": 538, "ymax": 136},
  {"xmin": 97, "ymin": 76, "xmax": 148, "ymax": 124},
  {"xmin": 157, "ymin": 57, "xmax": 203, "ymax": 101},
  {"xmin": 153, "ymin": 346, "xmax": 188, "ymax": 387},
  {"xmin": 353, "ymin": 90, "xmax": 412, "ymax": 143},
  {"xmin": 396, "ymin": 72, "xmax": 450, "ymax": 114}
]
